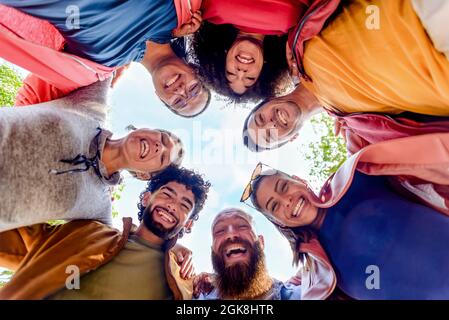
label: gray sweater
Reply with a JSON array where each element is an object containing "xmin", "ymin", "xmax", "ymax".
[{"xmin": 0, "ymin": 79, "xmax": 120, "ymax": 232}]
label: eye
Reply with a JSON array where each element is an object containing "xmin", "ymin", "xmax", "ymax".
[
  {"xmin": 214, "ymin": 229, "xmax": 225, "ymax": 236},
  {"xmin": 282, "ymin": 181, "xmax": 288, "ymax": 193},
  {"xmin": 162, "ymin": 192, "xmax": 171, "ymax": 198},
  {"xmin": 226, "ymin": 70, "xmax": 236, "ymax": 78},
  {"xmin": 246, "ymin": 77, "xmax": 256, "ymax": 81},
  {"xmin": 173, "ymin": 98, "xmax": 185, "ymax": 109},
  {"xmin": 189, "ymin": 83, "xmax": 201, "ymax": 97},
  {"xmin": 272, "ymin": 201, "xmax": 279, "ymax": 213},
  {"xmin": 238, "ymin": 225, "xmax": 249, "ymax": 231},
  {"xmin": 181, "ymin": 203, "xmax": 190, "ymax": 211}
]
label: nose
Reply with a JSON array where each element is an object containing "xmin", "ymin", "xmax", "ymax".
[
  {"xmin": 153, "ymin": 140, "xmax": 166, "ymax": 154},
  {"xmin": 167, "ymin": 202, "xmax": 177, "ymax": 214},
  {"xmin": 224, "ymin": 225, "xmax": 239, "ymax": 240},
  {"xmin": 173, "ymin": 84, "xmax": 188, "ymax": 98},
  {"xmin": 236, "ymin": 66, "xmax": 248, "ymax": 78},
  {"xmin": 281, "ymin": 196, "xmax": 293, "ymax": 208},
  {"xmin": 265, "ymin": 118, "xmax": 277, "ymax": 129}
]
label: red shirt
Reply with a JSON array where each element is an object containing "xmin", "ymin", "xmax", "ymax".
[{"xmin": 202, "ymin": 0, "xmax": 309, "ymax": 35}]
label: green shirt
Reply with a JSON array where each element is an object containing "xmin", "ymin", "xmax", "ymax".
[{"xmin": 49, "ymin": 235, "xmax": 173, "ymax": 300}]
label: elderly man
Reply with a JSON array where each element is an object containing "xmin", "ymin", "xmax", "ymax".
[{"xmin": 193, "ymin": 208, "xmax": 335, "ymax": 300}]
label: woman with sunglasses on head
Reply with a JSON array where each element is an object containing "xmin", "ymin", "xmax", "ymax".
[
  {"xmin": 0, "ymin": 78, "xmax": 184, "ymax": 233},
  {"xmin": 241, "ymin": 132, "xmax": 449, "ymax": 299},
  {"xmin": 188, "ymin": 0, "xmax": 339, "ymax": 103}
]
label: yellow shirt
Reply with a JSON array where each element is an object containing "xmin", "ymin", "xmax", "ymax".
[
  {"xmin": 302, "ymin": 0, "xmax": 449, "ymax": 116},
  {"xmin": 48, "ymin": 235, "xmax": 173, "ymax": 300}
]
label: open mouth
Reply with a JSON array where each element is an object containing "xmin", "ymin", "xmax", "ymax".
[
  {"xmin": 140, "ymin": 139, "xmax": 151, "ymax": 159},
  {"xmin": 155, "ymin": 207, "xmax": 176, "ymax": 225},
  {"xmin": 291, "ymin": 197, "xmax": 306, "ymax": 218},
  {"xmin": 236, "ymin": 54, "xmax": 254, "ymax": 64},
  {"xmin": 225, "ymin": 245, "xmax": 248, "ymax": 258},
  {"xmin": 165, "ymin": 74, "xmax": 180, "ymax": 88},
  {"xmin": 276, "ymin": 108, "xmax": 289, "ymax": 127}
]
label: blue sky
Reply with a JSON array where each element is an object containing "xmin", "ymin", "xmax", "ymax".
[
  {"xmin": 3, "ymin": 60, "xmax": 326, "ymax": 282},
  {"xmin": 108, "ymin": 63, "xmax": 324, "ymax": 281}
]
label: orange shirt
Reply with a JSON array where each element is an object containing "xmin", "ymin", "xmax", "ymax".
[{"xmin": 302, "ymin": 0, "xmax": 449, "ymax": 116}]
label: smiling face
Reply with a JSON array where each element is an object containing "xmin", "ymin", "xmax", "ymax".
[
  {"xmin": 253, "ymin": 173, "xmax": 319, "ymax": 228},
  {"xmin": 212, "ymin": 212, "xmax": 262, "ymax": 267},
  {"xmin": 122, "ymin": 129, "xmax": 183, "ymax": 175},
  {"xmin": 225, "ymin": 37, "xmax": 264, "ymax": 94},
  {"xmin": 247, "ymin": 98, "xmax": 302, "ymax": 149},
  {"xmin": 142, "ymin": 181, "xmax": 195, "ymax": 239},
  {"xmin": 152, "ymin": 57, "xmax": 209, "ymax": 117}
]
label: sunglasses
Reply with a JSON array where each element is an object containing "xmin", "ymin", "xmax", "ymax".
[{"xmin": 240, "ymin": 162, "xmax": 279, "ymax": 211}]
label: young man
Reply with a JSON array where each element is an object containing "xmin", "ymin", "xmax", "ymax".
[
  {"xmin": 0, "ymin": 2, "xmax": 210, "ymax": 117},
  {"xmin": 0, "ymin": 165, "xmax": 211, "ymax": 300},
  {"xmin": 0, "ymin": 78, "xmax": 184, "ymax": 232},
  {"xmin": 243, "ymin": 84, "xmax": 449, "ymax": 153},
  {"xmin": 193, "ymin": 208, "xmax": 334, "ymax": 300}
]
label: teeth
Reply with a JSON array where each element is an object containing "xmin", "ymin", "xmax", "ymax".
[
  {"xmin": 140, "ymin": 140, "xmax": 149, "ymax": 159},
  {"xmin": 165, "ymin": 74, "xmax": 180, "ymax": 87},
  {"xmin": 226, "ymin": 245, "xmax": 246, "ymax": 255},
  {"xmin": 236, "ymin": 55, "xmax": 254, "ymax": 64},
  {"xmin": 292, "ymin": 198, "xmax": 305, "ymax": 218},
  {"xmin": 277, "ymin": 109, "xmax": 288, "ymax": 126},
  {"xmin": 157, "ymin": 209, "xmax": 175, "ymax": 223}
]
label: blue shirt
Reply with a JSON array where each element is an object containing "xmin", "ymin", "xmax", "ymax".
[
  {"xmin": 196, "ymin": 279, "xmax": 302, "ymax": 300},
  {"xmin": 2, "ymin": 0, "xmax": 178, "ymax": 67},
  {"xmin": 319, "ymin": 172, "xmax": 449, "ymax": 299}
]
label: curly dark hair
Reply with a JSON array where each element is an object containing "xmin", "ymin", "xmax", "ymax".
[
  {"xmin": 137, "ymin": 165, "xmax": 211, "ymax": 235},
  {"xmin": 188, "ymin": 21, "xmax": 289, "ymax": 104}
]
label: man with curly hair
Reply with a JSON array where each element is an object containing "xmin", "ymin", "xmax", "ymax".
[{"xmin": 0, "ymin": 165, "xmax": 211, "ymax": 300}]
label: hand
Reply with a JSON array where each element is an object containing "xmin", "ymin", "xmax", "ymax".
[
  {"xmin": 172, "ymin": 244, "xmax": 195, "ymax": 280},
  {"xmin": 111, "ymin": 64, "xmax": 130, "ymax": 88},
  {"xmin": 172, "ymin": 10, "xmax": 203, "ymax": 37},
  {"xmin": 193, "ymin": 272, "xmax": 215, "ymax": 298}
]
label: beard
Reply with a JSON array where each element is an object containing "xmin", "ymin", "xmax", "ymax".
[
  {"xmin": 211, "ymin": 239, "xmax": 267, "ymax": 298},
  {"xmin": 142, "ymin": 206, "xmax": 178, "ymax": 240}
]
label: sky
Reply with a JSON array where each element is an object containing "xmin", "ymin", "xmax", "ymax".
[
  {"xmin": 107, "ymin": 63, "xmax": 324, "ymax": 281},
  {"xmin": 2, "ymin": 60, "xmax": 326, "ymax": 282}
]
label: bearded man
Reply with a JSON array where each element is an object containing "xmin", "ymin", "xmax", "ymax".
[{"xmin": 193, "ymin": 208, "xmax": 334, "ymax": 300}]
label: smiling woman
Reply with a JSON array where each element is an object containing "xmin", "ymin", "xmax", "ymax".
[{"xmin": 104, "ymin": 128, "xmax": 184, "ymax": 180}]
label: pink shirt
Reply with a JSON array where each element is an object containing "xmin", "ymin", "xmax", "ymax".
[{"xmin": 202, "ymin": 0, "xmax": 308, "ymax": 35}]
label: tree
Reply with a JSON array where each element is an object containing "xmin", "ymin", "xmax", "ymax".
[
  {"xmin": 111, "ymin": 183, "xmax": 126, "ymax": 218},
  {"xmin": 0, "ymin": 63, "xmax": 22, "ymax": 106},
  {"xmin": 303, "ymin": 113, "xmax": 348, "ymax": 186},
  {"xmin": 0, "ymin": 64, "xmax": 23, "ymax": 287},
  {"xmin": 0, "ymin": 270, "xmax": 14, "ymax": 288}
]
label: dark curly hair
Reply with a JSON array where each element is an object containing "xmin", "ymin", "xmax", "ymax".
[
  {"xmin": 137, "ymin": 165, "xmax": 211, "ymax": 236},
  {"xmin": 188, "ymin": 21, "xmax": 289, "ymax": 104}
]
